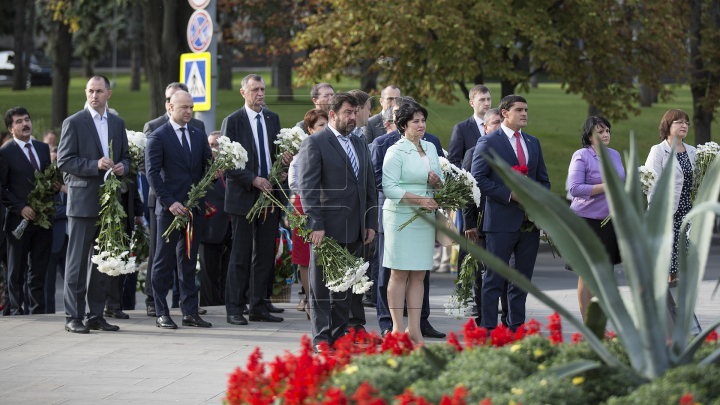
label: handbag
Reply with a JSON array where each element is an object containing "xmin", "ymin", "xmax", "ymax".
[{"xmin": 435, "ymin": 209, "xmax": 458, "ymax": 247}]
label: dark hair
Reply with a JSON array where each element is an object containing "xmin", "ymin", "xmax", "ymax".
[
  {"xmin": 498, "ymin": 94, "xmax": 527, "ymax": 114},
  {"xmin": 89, "ymin": 75, "xmax": 111, "ymax": 90},
  {"xmin": 329, "ymin": 92, "xmax": 358, "ymax": 115},
  {"xmin": 348, "ymin": 89, "xmax": 370, "ymax": 107},
  {"xmin": 303, "ymin": 108, "xmax": 329, "ymax": 133},
  {"xmin": 659, "ymin": 109, "xmax": 690, "ymax": 141},
  {"xmin": 581, "ymin": 116, "xmax": 611, "ymax": 148},
  {"xmin": 310, "ymin": 83, "xmax": 334, "ymax": 99},
  {"xmin": 395, "ymin": 102, "xmax": 428, "ymax": 135},
  {"xmin": 4, "ymin": 107, "xmax": 30, "ymax": 130},
  {"xmin": 391, "ymin": 96, "xmax": 416, "ymax": 109}
]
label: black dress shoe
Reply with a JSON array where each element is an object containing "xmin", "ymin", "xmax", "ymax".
[
  {"xmin": 361, "ymin": 297, "xmax": 376, "ymax": 308},
  {"xmin": 381, "ymin": 329, "xmax": 392, "ymax": 338},
  {"xmin": 242, "ymin": 305, "xmax": 249, "ymax": 315},
  {"xmin": 65, "ymin": 320, "xmax": 90, "ymax": 334},
  {"xmin": 198, "ymin": 307, "xmax": 207, "ymax": 315},
  {"xmin": 104, "ymin": 309, "xmax": 130, "ymax": 319},
  {"xmin": 249, "ymin": 311, "xmax": 283, "ymax": 322},
  {"xmin": 265, "ymin": 301, "xmax": 285, "ymax": 313},
  {"xmin": 147, "ymin": 305, "xmax": 156, "ymax": 317},
  {"xmin": 182, "ymin": 314, "xmax": 212, "ymax": 327},
  {"xmin": 421, "ymin": 326, "xmax": 446, "ymax": 339},
  {"xmin": 156, "ymin": 315, "xmax": 178, "ymax": 329},
  {"xmin": 470, "ymin": 305, "xmax": 479, "ymax": 317},
  {"xmin": 227, "ymin": 314, "xmax": 248, "ymax": 325},
  {"xmin": 84, "ymin": 318, "xmax": 120, "ymax": 331}
]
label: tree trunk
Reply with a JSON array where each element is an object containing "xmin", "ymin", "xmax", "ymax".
[
  {"xmin": 51, "ymin": 20, "xmax": 72, "ymax": 128},
  {"xmin": 22, "ymin": 0, "xmax": 35, "ymax": 89},
  {"xmin": 639, "ymin": 84, "xmax": 653, "ymax": 107},
  {"xmin": 588, "ymin": 103, "xmax": 602, "ymax": 117},
  {"xmin": 82, "ymin": 59, "xmax": 94, "ymax": 78},
  {"xmin": 12, "ymin": 0, "xmax": 27, "ymax": 91},
  {"xmin": 129, "ymin": 5, "xmax": 142, "ymax": 91},
  {"xmin": 276, "ymin": 53, "xmax": 293, "ymax": 101},
  {"xmin": 457, "ymin": 81, "xmax": 469, "ymax": 101},
  {"xmin": 689, "ymin": 0, "xmax": 712, "ymax": 145},
  {"xmin": 529, "ymin": 65, "xmax": 538, "ymax": 89},
  {"xmin": 218, "ymin": 41, "xmax": 233, "ymax": 90},
  {"xmin": 500, "ymin": 79, "xmax": 517, "ymax": 98},
  {"xmin": 359, "ymin": 58, "xmax": 378, "ymax": 96}
]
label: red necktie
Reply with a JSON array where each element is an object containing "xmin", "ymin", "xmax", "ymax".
[
  {"xmin": 514, "ymin": 132, "xmax": 526, "ymax": 167},
  {"xmin": 25, "ymin": 143, "xmax": 39, "ymax": 171}
]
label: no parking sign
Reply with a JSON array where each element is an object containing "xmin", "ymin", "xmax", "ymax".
[{"xmin": 187, "ymin": 10, "xmax": 213, "ymax": 54}]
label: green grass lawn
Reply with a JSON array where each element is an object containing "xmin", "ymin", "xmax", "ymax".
[{"xmin": 1, "ymin": 71, "xmax": 717, "ymax": 194}]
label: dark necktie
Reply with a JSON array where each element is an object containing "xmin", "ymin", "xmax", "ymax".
[
  {"xmin": 25, "ymin": 143, "xmax": 39, "ymax": 171},
  {"xmin": 256, "ymin": 114, "xmax": 269, "ymax": 178},
  {"xmin": 514, "ymin": 131, "xmax": 526, "ymax": 167},
  {"xmin": 180, "ymin": 127, "xmax": 191, "ymax": 163}
]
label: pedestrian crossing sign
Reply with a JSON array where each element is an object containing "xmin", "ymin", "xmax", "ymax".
[{"xmin": 180, "ymin": 52, "xmax": 211, "ymax": 111}]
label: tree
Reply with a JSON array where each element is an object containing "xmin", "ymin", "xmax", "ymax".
[
  {"xmin": 13, "ymin": 0, "xmax": 28, "ymax": 91},
  {"xmin": 128, "ymin": 4, "xmax": 142, "ymax": 91},
  {"xmin": 71, "ymin": 1, "xmax": 125, "ymax": 77},
  {"xmin": 688, "ymin": 0, "xmax": 720, "ymax": 145}
]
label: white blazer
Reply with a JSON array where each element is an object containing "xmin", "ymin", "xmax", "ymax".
[{"xmin": 645, "ymin": 139, "xmax": 696, "ymax": 214}]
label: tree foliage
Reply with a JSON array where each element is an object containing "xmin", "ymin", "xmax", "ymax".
[{"xmin": 689, "ymin": 0, "xmax": 720, "ymax": 145}]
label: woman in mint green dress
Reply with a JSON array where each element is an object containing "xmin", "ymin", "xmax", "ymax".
[{"xmin": 382, "ymin": 102, "xmax": 443, "ymax": 344}]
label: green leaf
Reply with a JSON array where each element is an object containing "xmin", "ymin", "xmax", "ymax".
[
  {"xmin": 584, "ymin": 297, "xmax": 607, "ymax": 340},
  {"xmin": 676, "ymin": 316, "xmax": 720, "ymax": 365},
  {"xmin": 540, "ymin": 360, "xmax": 601, "ymax": 380},
  {"xmin": 698, "ymin": 347, "xmax": 720, "ymax": 366},
  {"xmin": 421, "ymin": 345, "xmax": 448, "ymax": 372}
]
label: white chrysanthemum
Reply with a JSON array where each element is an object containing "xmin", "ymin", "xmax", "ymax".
[
  {"xmin": 275, "ymin": 127, "xmax": 308, "ymax": 155},
  {"xmin": 352, "ymin": 275, "xmax": 374, "ymax": 294},
  {"xmin": 438, "ymin": 157, "xmax": 453, "ymax": 176},
  {"xmin": 638, "ymin": 165, "xmax": 658, "ymax": 196}
]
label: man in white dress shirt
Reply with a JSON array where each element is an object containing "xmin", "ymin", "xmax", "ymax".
[{"xmin": 448, "ymin": 84, "xmax": 492, "ymax": 166}]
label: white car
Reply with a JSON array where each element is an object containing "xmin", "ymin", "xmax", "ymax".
[{"xmin": 0, "ymin": 50, "xmax": 53, "ymax": 88}]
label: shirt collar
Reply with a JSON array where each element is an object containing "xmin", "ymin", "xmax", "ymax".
[
  {"xmin": 169, "ymin": 119, "xmax": 187, "ymax": 132},
  {"xmin": 244, "ymin": 105, "xmax": 263, "ymax": 121},
  {"xmin": 87, "ymin": 105, "xmax": 107, "ymax": 121},
  {"xmin": 501, "ymin": 123, "xmax": 520, "ymax": 140},
  {"xmin": 14, "ymin": 137, "xmax": 30, "ymax": 149},
  {"xmin": 328, "ymin": 123, "xmax": 342, "ymax": 138},
  {"xmin": 473, "ymin": 114, "xmax": 485, "ymax": 127}
]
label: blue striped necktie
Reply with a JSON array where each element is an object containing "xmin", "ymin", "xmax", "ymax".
[{"xmin": 339, "ymin": 135, "xmax": 358, "ymax": 178}]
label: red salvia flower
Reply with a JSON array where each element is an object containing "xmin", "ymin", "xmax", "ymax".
[
  {"xmin": 705, "ymin": 330, "xmax": 718, "ymax": 342},
  {"xmin": 512, "ymin": 165, "xmax": 529, "ymax": 175},
  {"xmin": 395, "ymin": 388, "xmax": 434, "ymax": 405},
  {"xmin": 479, "ymin": 399, "xmax": 493, "ymax": 405},
  {"xmin": 351, "ymin": 381, "xmax": 388, "ymax": 405},
  {"xmin": 462, "ymin": 319, "xmax": 488, "ymax": 348},
  {"xmin": 571, "ymin": 333, "xmax": 584, "ymax": 345},
  {"xmin": 523, "ymin": 318, "xmax": 542, "ymax": 336},
  {"xmin": 514, "ymin": 325, "xmax": 528, "ymax": 341},
  {"xmin": 604, "ymin": 330, "xmax": 617, "ymax": 340},
  {"xmin": 439, "ymin": 386, "xmax": 468, "ymax": 405},
  {"xmin": 446, "ymin": 331, "xmax": 463, "ymax": 352},
  {"xmin": 679, "ymin": 393, "xmax": 695, "ymax": 405},
  {"xmin": 489, "ymin": 324, "xmax": 515, "ymax": 347}
]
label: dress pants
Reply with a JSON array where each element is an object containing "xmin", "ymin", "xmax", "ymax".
[
  {"xmin": 368, "ymin": 236, "xmax": 380, "ymax": 306},
  {"xmin": 481, "ymin": 229, "xmax": 540, "ymax": 331},
  {"xmin": 122, "ymin": 272, "xmax": 137, "ymax": 310},
  {"xmin": 6, "ymin": 224, "xmax": 52, "ymax": 315},
  {"xmin": 105, "ymin": 274, "xmax": 127, "ymax": 311},
  {"xmin": 349, "ymin": 242, "xmax": 369, "ymax": 329},
  {"xmin": 151, "ymin": 214, "xmax": 204, "ymax": 317},
  {"xmin": 45, "ymin": 236, "xmax": 67, "ymax": 314},
  {"xmin": 457, "ymin": 238, "xmax": 509, "ymax": 327},
  {"xmin": 225, "ymin": 210, "xmax": 279, "ymax": 316},
  {"xmin": 309, "ymin": 238, "xmax": 363, "ymax": 346},
  {"xmin": 144, "ymin": 208, "xmax": 157, "ymax": 307},
  {"xmin": 199, "ymin": 226, "xmax": 232, "ymax": 306},
  {"xmin": 64, "ymin": 217, "xmax": 106, "ymax": 322}
]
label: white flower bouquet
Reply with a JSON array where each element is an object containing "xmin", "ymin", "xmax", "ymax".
[
  {"xmin": 247, "ymin": 127, "xmax": 308, "ymax": 221},
  {"xmin": 162, "ymin": 136, "xmax": 248, "ymax": 243},
  {"xmin": 691, "ymin": 141, "xmax": 720, "ymax": 204},
  {"xmin": 444, "ymin": 254, "xmax": 476, "ymax": 319},
  {"xmin": 126, "ymin": 129, "xmax": 147, "ymax": 171}
]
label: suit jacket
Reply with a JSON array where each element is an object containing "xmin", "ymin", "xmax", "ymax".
[
  {"xmin": 471, "ymin": 128, "xmax": 550, "ymax": 233},
  {"xmin": 362, "ymin": 112, "xmax": 386, "ymax": 144},
  {"xmin": 145, "ymin": 121, "xmax": 212, "ymax": 217},
  {"xmin": 0, "ymin": 139, "xmax": 52, "ymax": 231},
  {"xmin": 144, "ymin": 114, "xmax": 206, "ymax": 209},
  {"xmin": 220, "ymin": 106, "xmax": 281, "ymax": 216},
  {"xmin": 448, "ymin": 116, "xmax": 482, "ymax": 167},
  {"xmin": 461, "ymin": 146, "xmax": 485, "ymax": 234},
  {"xmin": 57, "ymin": 108, "xmax": 131, "ymax": 218},
  {"xmin": 201, "ymin": 177, "xmax": 230, "ymax": 244},
  {"xmin": 645, "ymin": 140, "xmax": 696, "ymax": 214},
  {"xmin": 297, "ymin": 126, "xmax": 378, "ymax": 244}
]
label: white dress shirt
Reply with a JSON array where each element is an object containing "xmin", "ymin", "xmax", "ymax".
[
  {"xmin": 500, "ymin": 123, "xmax": 529, "ymax": 165},
  {"xmin": 472, "ymin": 114, "xmax": 486, "ymax": 136},
  {"xmin": 14, "ymin": 138, "xmax": 41, "ymax": 169},
  {"xmin": 244, "ymin": 105, "xmax": 272, "ymax": 176},
  {"xmin": 169, "ymin": 119, "xmax": 191, "ymax": 151},
  {"xmin": 328, "ymin": 123, "xmax": 358, "ymax": 164},
  {"xmin": 87, "ymin": 106, "xmax": 110, "ymax": 158}
]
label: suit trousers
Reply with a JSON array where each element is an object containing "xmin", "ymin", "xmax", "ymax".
[
  {"xmin": 369, "ymin": 235, "xmax": 380, "ymax": 306},
  {"xmin": 151, "ymin": 214, "xmax": 204, "ymax": 317},
  {"xmin": 457, "ymin": 238, "xmax": 509, "ymax": 327},
  {"xmin": 376, "ymin": 231, "xmax": 432, "ymax": 331},
  {"xmin": 64, "ymin": 217, "xmax": 105, "ymax": 322},
  {"xmin": 6, "ymin": 224, "xmax": 52, "ymax": 315},
  {"xmin": 225, "ymin": 210, "xmax": 279, "ymax": 315},
  {"xmin": 348, "ymin": 242, "xmax": 369, "ymax": 329},
  {"xmin": 144, "ymin": 208, "xmax": 157, "ymax": 306},
  {"xmin": 199, "ymin": 225, "xmax": 232, "ymax": 306},
  {"xmin": 481, "ymin": 229, "xmax": 539, "ymax": 330},
  {"xmin": 105, "ymin": 274, "xmax": 126, "ymax": 311},
  {"xmin": 309, "ymin": 238, "xmax": 363, "ymax": 346},
  {"xmin": 45, "ymin": 236, "xmax": 68, "ymax": 314}
]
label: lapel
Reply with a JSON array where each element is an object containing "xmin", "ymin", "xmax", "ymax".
[
  {"xmin": 31, "ymin": 140, "xmax": 50, "ymax": 170},
  {"xmin": 164, "ymin": 121, "xmax": 191, "ymax": 169},
  {"xmin": 495, "ymin": 130, "xmax": 519, "ymax": 166},
  {"xmin": 83, "ymin": 108, "xmax": 105, "ymax": 157},
  {"xmin": 325, "ymin": 128, "xmax": 358, "ymax": 183},
  {"xmin": 468, "ymin": 116, "xmax": 481, "ymax": 142},
  {"xmin": 262, "ymin": 109, "xmax": 277, "ymax": 159},
  {"xmin": 521, "ymin": 132, "xmax": 535, "ymax": 172},
  {"xmin": 10, "ymin": 139, "xmax": 36, "ymax": 173},
  {"xmin": 107, "ymin": 114, "xmax": 120, "ymax": 160},
  {"xmin": 189, "ymin": 126, "xmax": 203, "ymax": 170},
  {"xmin": 659, "ymin": 140, "xmax": 682, "ymax": 174},
  {"xmin": 239, "ymin": 108, "xmax": 259, "ymax": 171}
]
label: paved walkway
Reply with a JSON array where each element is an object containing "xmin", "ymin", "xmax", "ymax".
[{"xmin": 2, "ymin": 247, "xmax": 719, "ymax": 405}]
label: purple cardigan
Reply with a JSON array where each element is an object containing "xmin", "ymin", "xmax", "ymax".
[{"xmin": 568, "ymin": 147, "xmax": 625, "ymax": 220}]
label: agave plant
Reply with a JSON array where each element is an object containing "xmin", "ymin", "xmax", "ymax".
[{"xmin": 422, "ymin": 135, "xmax": 720, "ymax": 382}]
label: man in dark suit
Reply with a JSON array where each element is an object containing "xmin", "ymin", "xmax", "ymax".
[
  {"xmin": 448, "ymin": 85, "xmax": 492, "ymax": 166},
  {"xmin": 471, "ymin": 95, "xmax": 551, "ymax": 331},
  {"xmin": 220, "ymin": 74, "xmax": 291, "ymax": 325},
  {"xmin": 146, "ymin": 90, "xmax": 213, "ymax": 329},
  {"xmin": 363, "ymin": 85, "xmax": 401, "ymax": 144},
  {"xmin": 370, "ymin": 97, "xmax": 446, "ymax": 339},
  {"xmin": 295, "ymin": 83, "xmax": 334, "ymax": 133},
  {"xmin": 198, "ymin": 132, "xmax": 232, "ymax": 307},
  {"xmin": 142, "ymin": 82, "xmax": 207, "ymax": 317},
  {"xmin": 58, "ymin": 75, "xmax": 131, "ymax": 333},
  {"xmin": 0, "ymin": 107, "xmax": 55, "ymax": 315},
  {"xmin": 298, "ymin": 92, "xmax": 378, "ymax": 352}
]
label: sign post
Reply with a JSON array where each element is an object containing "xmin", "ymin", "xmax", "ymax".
[{"xmin": 183, "ymin": 0, "xmax": 217, "ymax": 133}]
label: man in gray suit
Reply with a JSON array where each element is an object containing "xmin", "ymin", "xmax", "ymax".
[
  {"xmin": 362, "ymin": 85, "xmax": 401, "ymax": 144},
  {"xmin": 57, "ymin": 75, "xmax": 131, "ymax": 333},
  {"xmin": 295, "ymin": 83, "xmax": 334, "ymax": 133},
  {"xmin": 142, "ymin": 82, "xmax": 206, "ymax": 317},
  {"xmin": 297, "ymin": 92, "xmax": 378, "ymax": 353}
]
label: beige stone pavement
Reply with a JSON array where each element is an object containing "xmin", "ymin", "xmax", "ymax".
[{"xmin": 1, "ymin": 247, "xmax": 719, "ymax": 404}]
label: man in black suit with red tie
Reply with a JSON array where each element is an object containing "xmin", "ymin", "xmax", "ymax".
[
  {"xmin": 0, "ymin": 107, "xmax": 56, "ymax": 315},
  {"xmin": 220, "ymin": 74, "xmax": 292, "ymax": 325}
]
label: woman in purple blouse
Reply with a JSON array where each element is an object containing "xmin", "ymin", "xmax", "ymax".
[{"xmin": 567, "ymin": 116, "xmax": 625, "ymax": 321}]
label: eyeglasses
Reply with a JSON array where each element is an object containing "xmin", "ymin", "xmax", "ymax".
[{"xmin": 672, "ymin": 120, "xmax": 691, "ymax": 127}]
